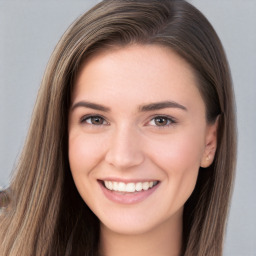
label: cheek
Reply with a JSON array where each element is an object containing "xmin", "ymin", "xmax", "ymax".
[
  {"xmin": 68, "ymin": 132, "xmax": 107, "ymax": 188},
  {"xmin": 68, "ymin": 133, "xmax": 107, "ymax": 206},
  {"xmin": 151, "ymin": 131, "xmax": 204, "ymax": 171},
  {"xmin": 148, "ymin": 132, "xmax": 205, "ymax": 206}
]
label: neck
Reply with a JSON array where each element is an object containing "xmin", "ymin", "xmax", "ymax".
[{"xmin": 99, "ymin": 209, "xmax": 183, "ymax": 256}]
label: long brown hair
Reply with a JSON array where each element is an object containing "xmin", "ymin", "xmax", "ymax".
[{"xmin": 0, "ymin": 0, "xmax": 236, "ymax": 255}]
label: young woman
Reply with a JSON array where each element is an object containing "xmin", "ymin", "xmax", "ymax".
[{"xmin": 0, "ymin": 0, "xmax": 237, "ymax": 255}]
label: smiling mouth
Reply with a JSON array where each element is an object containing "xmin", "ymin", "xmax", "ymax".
[{"xmin": 102, "ymin": 180, "xmax": 159, "ymax": 193}]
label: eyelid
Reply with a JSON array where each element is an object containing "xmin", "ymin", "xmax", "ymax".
[
  {"xmin": 147, "ymin": 115, "xmax": 177, "ymax": 127},
  {"xmin": 80, "ymin": 114, "xmax": 109, "ymax": 125},
  {"xmin": 79, "ymin": 114, "xmax": 177, "ymax": 127}
]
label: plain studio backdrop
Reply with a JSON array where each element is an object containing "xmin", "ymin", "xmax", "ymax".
[{"xmin": 0, "ymin": 1, "xmax": 255, "ymax": 255}]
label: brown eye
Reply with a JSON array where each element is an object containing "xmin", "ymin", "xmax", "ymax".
[
  {"xmin": 91, "ymin": 116, "xmax": 104, "ymax": 125},
  {"xmin": 148, "ymin": 116, "xmax": 175, "ymax": 127},
  {"xmin": 154, "ymin": 117, "xmax": 169, "ymax": 126},
  {"xmin": 82, "ymin": 116, "xmax": 107, "ymax": 125}
]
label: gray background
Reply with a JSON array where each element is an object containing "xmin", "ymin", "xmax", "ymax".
[{"xmin": 0, "ymin": 1, "xmax": 255, "ymax": 255}]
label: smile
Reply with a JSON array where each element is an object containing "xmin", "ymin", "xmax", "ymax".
[
  {"xmin": 104, "ymin": 180, "xmax": 158, "ymax": 193},
  {"xmin": 99, "ymin": 179, "xmax": 160, "ymax": 204}
]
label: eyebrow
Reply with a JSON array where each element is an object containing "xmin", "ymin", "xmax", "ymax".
[
  {"xmin": 139, "ymin": 101, "xmax": 187, "ymax": 112},
  {"xmin": 71, "ymin": 100, "xmax": 187, "ymax": 112},
  {"xmin": 71, "ymin": 101, "xmax": 111, "ymax": 112}
]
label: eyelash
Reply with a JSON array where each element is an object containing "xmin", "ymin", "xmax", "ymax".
[
  {"xmin": 148, "ymin": 115, "xmax": 176, "ymax": 128},
  {"xmin": 80, "ymin": 115, "xmax": 109, "ymax": 126},
  {"xmin": 80, "ymin": 114, "xmax": 176, "ymax": 128}
]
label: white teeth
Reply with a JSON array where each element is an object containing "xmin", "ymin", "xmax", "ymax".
[
  {"xmin": 142, "ymin": 182, "xmax": 149, "ymax": 190},
  {"xmin": 104, "ymin": 180, "xmax": 157, "ymax": 193},
  {"xmin": 108, "ymin": 181, "xmax": 113, "ymax": 190},
  {"xmin": 135, "ymin": 182, "xmax": 143, "ymax": 192},
  {"xmin": 119, "ymin": 182, "xmax": 126, "ymax": 192},
  {"xmin": 126, "ymin": 183, "xmax": 136, "ymax": 192},
  {"xmin": 113, "ymin": 181, "xmax": 118, "ymax": 191}
]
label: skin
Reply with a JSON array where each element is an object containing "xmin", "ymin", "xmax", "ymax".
[{"xmin": 68, "ymin": 44, "xmax": 218, "ymax": 256}]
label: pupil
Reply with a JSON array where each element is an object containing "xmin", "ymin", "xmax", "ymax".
[
  {"xmin": 156, "ymin": 117, "xmax": 167, "ymax": 126},
  {"xmin": 92, "ymin": 117, "xmax": 102, "ymax": 125}
]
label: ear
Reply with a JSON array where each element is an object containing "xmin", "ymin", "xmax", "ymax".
[{"xmin": 200, "ymin": 116, "xmax": 219, "ymax": 168}]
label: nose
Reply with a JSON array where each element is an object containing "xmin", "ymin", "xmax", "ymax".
[{"xmin": 105, "ymin": 125, "xmax": 145, "ymax": 169}]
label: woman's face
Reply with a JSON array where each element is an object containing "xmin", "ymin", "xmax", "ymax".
[{"xmin": 68, "ymin": 44, "xmax": 217, "ymax": 235}]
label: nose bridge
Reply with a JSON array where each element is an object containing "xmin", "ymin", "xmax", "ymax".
[{"xmin": 105, "ymin": 123, "xmax": 144, "ymax": 169}]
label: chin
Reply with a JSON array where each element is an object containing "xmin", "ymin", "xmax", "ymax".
[{"xmin": 98, "ymin": 205, "xmax": 184, "ymax": 236}]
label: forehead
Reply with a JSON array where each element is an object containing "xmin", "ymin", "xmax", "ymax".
[{"xmin": 72, "ymin": 44, "xmax": 204, "ymax": 114}]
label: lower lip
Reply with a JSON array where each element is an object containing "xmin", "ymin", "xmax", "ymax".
[{"xmin": 99, "ymin": 181, "xmax": 160, "ymax": 204}]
